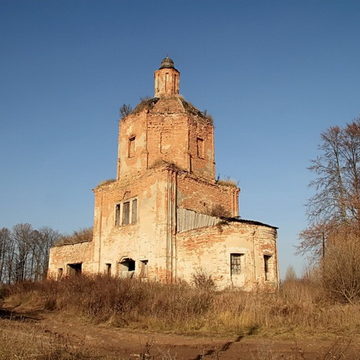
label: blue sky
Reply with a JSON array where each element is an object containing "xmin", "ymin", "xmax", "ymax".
[{"xmin": 1, "ymin": 0, "xmax": 359, "ymax": 278}]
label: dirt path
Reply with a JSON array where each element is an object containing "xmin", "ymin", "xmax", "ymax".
[{"xmin": 1, "ymin": 308, "xmax": 359, "ymax": 359}]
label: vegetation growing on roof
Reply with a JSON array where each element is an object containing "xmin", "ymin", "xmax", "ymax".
[
  {"xmin": 97, "ymin": 178, "xmax": 116, "ymax": 187},
  {"xmin": 209, "ymin": 204, "xmax": 232, "ymax": 218},
  {"xmin": 216, "ymin": 178, "xmax": 238, "ymax": 188},
  {"xmin": 131, "ymin": 97, "xmax": 159, "ymax": 114},
  {"xmin": 120, "ymin": 96, "xmax": 213, "ymax": 122},
  {"xmin": 150, "ymin": 159, "xmax": 183, "ymax": 172},
  {"xmin": 119, "ymin": 104, "xmax": 132, "ymax": 118},
  {"xmin": 179, "ymin": 97, "xmax": 213, "ymax": 123},
  {"xmin": 55, "ymin": 227, "xmax": 93, "ymax": 247}
]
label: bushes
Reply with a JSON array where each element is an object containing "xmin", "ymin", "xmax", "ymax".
[
  {"xmin": 0, "ymin": 286, "xmax": 8, "ymax": 301},
  {"xmin": 5, "ymin": 276, "xmax": 215, "ymax": 331},
  {"xmin": 3, "ymin": 274, "xmax": 360, "ymax": 336},
  {"xmin": 191, "ymin": 271, "xmax": 216, "ymax": 291},
  {"xmin": 322, "ymin": 234, "xmax": 360, "ymax": 304}
]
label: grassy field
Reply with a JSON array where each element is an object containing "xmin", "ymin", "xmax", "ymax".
[{"xmin": 0, "ymin": 275, "xmax": 359, "ymax": 359}]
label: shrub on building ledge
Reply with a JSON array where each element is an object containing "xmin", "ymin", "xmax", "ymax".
[{"xmin": 55, "ymin": 227, "xmax": 93, "ymax": 247}]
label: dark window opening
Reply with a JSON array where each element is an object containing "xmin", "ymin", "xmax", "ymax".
[
  {"xmin": 119, "ymin": 258, "xmax": 135, "ymax": 278},
  {"xmin": 57, "ymin": 268, "xmax": 63, "ymax": 280},
  {"xmin": 230, "ymin": 253, "xmax": 243, "ymax": 276},
  {"xmin": 127, "ymin": 259, "xmax": 135, "ymax": 271},
  {"xmin": 106, "ymin": 263, "xmax": 111, "ymax": 276},
  {"xmin": 122, "ymin": 201, "xmax": 130, "ymax": 225},
  {"xmin": 197, "ymin": 137, "xmax": 204, "ymax": 158},
  {"xmin": 174, "ymin": 74, "xmax": 177, "ymax": 92},
  {"xmin": 120, "ymin": 258, "xmax": 135, "ymax": 271},
  {"xmin": 128, "ymin": 136, "xmax": 135, "ymax": 158},
  {"xmin": 264, "ymin": 255, "xmax": 271, "ymax": 281},
  {"xmin": 131, "ymin": 199, "xmax": 137, "ymax": 224},
  {"xmin": 165, "ymin": 72, "xmax": 169, "ymax": 91},
  {"xmin": 67, "ymin": 263, "xmax": 82, "ymax": 276},
  {"xmin": 115, "ymin": 204, "xmax": 121, "ymax": 226}
]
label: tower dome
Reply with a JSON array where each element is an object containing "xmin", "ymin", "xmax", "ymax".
[{"xmin": 159, "ymin": 57, "xmax": 175, "ymax": 69}]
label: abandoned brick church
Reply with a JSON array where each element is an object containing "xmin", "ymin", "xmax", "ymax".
[{"xmin": 48, "ymin": 57, "xmax": 279, "ymax": 290}]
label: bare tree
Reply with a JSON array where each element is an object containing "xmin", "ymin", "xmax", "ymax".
[
  {"xmin": 119, "ymin": 104, "xmax": 132, "ymax": 118},
  {"xmin": 12, "ymin": 223, "xmax": 36, "ymax": 282},
  {"xmin": 35, "ymin": 227, "xmax": 61, "ymax": 279},
  {"xmin": 0, "ymin": 224, "xmax": 62, "ymax": 283},
  {"xmin": 297, "ymin": 222, "xmax": 330, "ymax": 260},
  {"xmin": 284, "ymin": 265, "xmax": 297, "ymax": 281},
  {"xmin": 299, "ymin": 118, "xmax": 360, "ymax": 258},
  {"xmin": 0, "ymin": 228, "xmax": 10, "ymax": 283},
  {"xmin": 307, "ymin": 121, "xmax": 360, "ymax": 223}
]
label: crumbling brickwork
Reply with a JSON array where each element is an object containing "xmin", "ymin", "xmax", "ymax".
[
  {"xmin": 48, "ymin": 57, "xmax": 279, "ymax": 290},
  {"xmin": 176, "ymin": 221, "xmax": 278, "ymax": 290}
]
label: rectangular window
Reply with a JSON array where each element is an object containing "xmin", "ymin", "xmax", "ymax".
[
  {"xmin": 140, "ymin": 260, "xmax": 148, "ymax": 279},
  {"xmin": 115, "ymin": 198, "xmax": 138, "ymax": 226},
  {"xmin": 115, "ymin": 204, "xmax": 121, "ymax": 226},
  {"xmin": 264, "ymin": 255, "xmax": 272, "ymax": 281},
  {"xmin": 197, "ymin": 137, "xmax": 204, "ymax": 158},
  {"xmin": 105, "ymin": 263, "xmax": 111, "ymax": 276},
  {"xmin": 230, "ymin": 253, "xmax": 243, "ymax": 275},
  {"xmin": 57, "ymin": 268, "xmax": 63, "ymax": 280},
  {"xmin": 122, "ymin": 201, "xmax": 130, "ymax": 225},
  {"xmin": 131, "ymin": 199, "xmax": 137, "ymax": 224},
  {"xmin": 128, "ymin": 136, "xmax": 135, "ymax": 158},
  {"xmin": 165, "ymin": 72, "xmax": 169, "ymax": 92}
]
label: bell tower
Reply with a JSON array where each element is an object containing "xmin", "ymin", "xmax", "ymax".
[
  {"xmin": 154, "ymin": 57, "xmax": 180, "ymax": 97},
  {"xmin": 117, "ymin": 57, "xmax": 216, "ymax": 182}
]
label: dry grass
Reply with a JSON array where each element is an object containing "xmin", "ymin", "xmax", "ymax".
[
  {"xmin": 0, "ymin": 316, "xmax": 180, "ymax": 359},
  {"xmin": 179, "ymin": 97, "xmax": 213, "ymax": 123},
  {"xmin": 149, "ymin": 160, "xmax": 183, "ymax": 172},
  {"xmin": 131, "ymin": 97, "xmax": 159, "ymax": 114},
  {"xmin": 0, "ymin": 318, "xmax": 103, "ymax": 360},
  {"xmin": 209, "ymin": 204, "xmax": 232, "ymax": 218},
  {"xmin": 216, "ymin": 178, "xmax": 238, "ymax": 188},
  {"xmin": 322, "ymin": 229, "xmax": 360, "ymax": 304},
  {"xmin": 2, "ymin": 277, "xmax": 360, "ymax": 359},
  {"xmin": 3, "ymin": 276, "xmax": 360, "ymax": 339}
]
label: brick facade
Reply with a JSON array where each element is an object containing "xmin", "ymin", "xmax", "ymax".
[{"xmin": 48, "ymin": 57, "xmax": 279, "ymax": 290}]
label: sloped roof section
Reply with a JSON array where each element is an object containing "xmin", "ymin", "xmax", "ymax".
[{"xmin": 177, "ymin": 208, "xmax": 277, "ymax": 233}]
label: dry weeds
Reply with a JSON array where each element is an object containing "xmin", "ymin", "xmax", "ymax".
[
  {"xmin": 4, "ymin": 275, "xmax": 360, "ymax": 339},
  {"xmin": 0, "ymin": 318, "xmax": 103, "ymax": 359}
]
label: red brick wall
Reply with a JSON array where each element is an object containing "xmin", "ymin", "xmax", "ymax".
[{"xmin": 177, "ymin": 173, "xmax": 239, "ymax": 217}]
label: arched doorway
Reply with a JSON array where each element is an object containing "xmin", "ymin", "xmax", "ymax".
[{"xmin": 118, "ymin": 257, "xmax": 135, "ymax": 278}]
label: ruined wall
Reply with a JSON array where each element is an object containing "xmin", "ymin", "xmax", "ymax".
[
  {"xmin": 188, "ymin": 115, "xmax": 215, "ymax": 180},
  {"xmin": 177, "ymin": 173, "xmax": 239, "ymax": 217},
  {"xmin": 117, "ymin": 111, "xmax": 148, "ymax": 180},
  {"xmin": 48, "ymin": 241, "xmax": 95, "ymax": 278},
  {"xmin": 176, "ymin": 222, "xmax": 278, "ymax": 290},
  {"xmin": 146, "ymin": 98, "xmax": 190, "ymax": 171},
  {"xmin": 92, "ymin": 168, "xmax": 173, "ymax": 281},
  {"xmin": 118, "ymin": 96, "xmax": 217, "ymax": 183}
]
